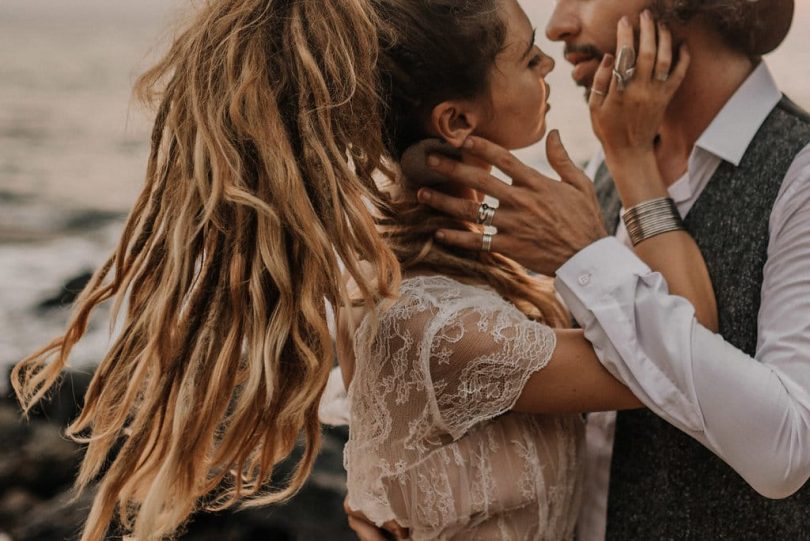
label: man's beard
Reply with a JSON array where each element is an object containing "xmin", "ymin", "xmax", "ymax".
[{"xmin": 564, "ymin": 43, "xmax": 606, "ymax": 100}]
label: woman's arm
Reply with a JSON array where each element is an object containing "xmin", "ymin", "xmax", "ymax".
[
  {"xmin": 513, "ymin": 329, "xmax": 642, "ymax": 414},
  {"xmin": 590, "ymin": 13, "xmax": 718, "ymax": 331}
]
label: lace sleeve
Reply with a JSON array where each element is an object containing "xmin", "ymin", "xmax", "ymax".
[{"xmin": 428, "ymin": 302, "xmax": 557, "ymax": 441}]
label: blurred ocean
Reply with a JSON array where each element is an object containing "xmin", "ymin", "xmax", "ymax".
[{"xmin": 1, "ymin": 1, "xmax": 809, "ymax": 388}]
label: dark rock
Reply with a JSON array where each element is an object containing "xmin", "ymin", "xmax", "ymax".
[
  {"xmin": 37, "ymin": 271, "xmax": 94, "ymax": 311},
  {"xmin": 63, "ymin": 210, "xmax": 124, "ymax": 232},
  {"xmin": 1, "ymin": 371, "xmax": 355, "ymax": 540}
]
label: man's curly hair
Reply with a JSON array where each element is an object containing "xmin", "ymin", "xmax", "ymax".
[{"xmin": 651, "ymin": 0, "xmax": 786, "ymax": 56}]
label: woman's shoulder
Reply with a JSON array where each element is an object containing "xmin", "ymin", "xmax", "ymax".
[
  {"xmin": 397, "ymin": 274, "xmax": 503, "ymax": 306},
  {"xmin": 366, "ymin": 274, "xmax": 524, "ymax": 339}
]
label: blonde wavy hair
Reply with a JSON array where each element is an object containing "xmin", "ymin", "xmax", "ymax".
[
  {"xmin": 13, "ymin": 0, "xmax": 566, "ymax": 539},
  {"xmin": 13, "ymin": 1, "xmax": 398, "ymax": 539}
]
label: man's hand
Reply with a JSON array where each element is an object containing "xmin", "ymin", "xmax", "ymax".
[
  {"xmin": 416, "ymin": 130, "xmax": 607, "ymax": 276},
  {"xmin": 344, "ymin": 496, "xmax": 410, "ymax": 540}
]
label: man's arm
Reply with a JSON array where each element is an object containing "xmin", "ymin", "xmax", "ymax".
[{"xmin": 556, "ymin": 147, "xmax": 810, "ymax": 498}]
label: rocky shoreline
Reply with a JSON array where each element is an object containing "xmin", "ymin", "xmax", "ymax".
[{"xmin": 0, "ymin": 369, "xmax": 355, "ymax": 540}]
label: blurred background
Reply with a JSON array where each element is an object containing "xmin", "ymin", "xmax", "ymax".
[{"xmin": 1, "ymin": 1, "xmax": 808, "ymax": 539}]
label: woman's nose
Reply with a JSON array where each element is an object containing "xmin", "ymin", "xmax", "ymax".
[
  {"xmin": 546, "ymin": 1, "xmax": 580, "ymax": 43},
  {"xmin": 540, "ymin": 53, "xmax": 556, "ymax": 78}
]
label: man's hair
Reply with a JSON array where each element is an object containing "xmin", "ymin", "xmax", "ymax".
[{"xmin": 651, "ymin": 0, "xmax": 779, "ymax": 57}]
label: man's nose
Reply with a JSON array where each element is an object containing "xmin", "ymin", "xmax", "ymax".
[{"xmin": 546, "ymin": 1, "xmax": 580, "ymax": 42}]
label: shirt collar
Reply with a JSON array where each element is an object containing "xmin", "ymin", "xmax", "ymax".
[{"xmin": 695, "ymin": 62, "xmax": 782, "ymax": 167}]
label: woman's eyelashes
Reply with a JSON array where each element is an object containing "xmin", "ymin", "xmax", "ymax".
[{"xmin": 527, "ymin": 46, "xmax": 543, "ymax": 68}]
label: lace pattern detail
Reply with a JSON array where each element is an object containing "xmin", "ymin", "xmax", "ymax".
[{"xmin": 344, "ymin": 275, "xmax": 583, "ymax": 540}]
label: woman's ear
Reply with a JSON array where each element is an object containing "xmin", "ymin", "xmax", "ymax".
[{"xmin": 429, "ymin": 101, "xmax": 480, "ymax": 147}]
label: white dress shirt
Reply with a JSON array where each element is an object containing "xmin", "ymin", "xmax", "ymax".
[{"xmin": 565, "ymin": 62, "xmax": 810, "ymax": 540}]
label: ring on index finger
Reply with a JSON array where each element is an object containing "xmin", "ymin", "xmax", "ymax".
[{"xmin": 613, "ymin": 46, "xmax": 637, "ymax": 91}]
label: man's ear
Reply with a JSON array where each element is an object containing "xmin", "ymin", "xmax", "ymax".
[{"xmin": 428, "ymin": 101, "xmax": 480, "ymax": 147}]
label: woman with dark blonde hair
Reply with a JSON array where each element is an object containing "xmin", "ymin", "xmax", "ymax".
[{"xmin": 13, "ymin": 0, "xmax": 712, "ymax": 539}]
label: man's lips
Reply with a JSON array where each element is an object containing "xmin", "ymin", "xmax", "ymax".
[
  {"xmin": 564, "ymin": 52, "xmax": 597, "ymax": 66},
  {"xmin": 571, "ymin": 58, "xmax": 600, "ymax": 84}
]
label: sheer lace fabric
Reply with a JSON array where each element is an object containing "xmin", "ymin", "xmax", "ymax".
[{"xmin": 344, "ymin": 276, "xmax": 584, "ymax": 540}]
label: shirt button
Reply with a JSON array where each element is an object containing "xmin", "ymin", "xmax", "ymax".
[{"xmin": 578, "ymin": 273, "xmax": 592, "ymax": 287}]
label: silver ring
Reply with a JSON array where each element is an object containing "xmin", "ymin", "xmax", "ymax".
[
  {"xmin": 482, "ymin": 205, "xmax": 496, "ymax": 227},
  {"xmin": 481, "ymin": 232, "xmax": 494, "ymax": 252},
  {"xmin": 477, "ymin": 202, "xmax": 495, "ymax": 225},
  {"xmin": 591, "ymin": 87, "xmax": 607, "ymax": 97},
  {"xmin": 655, "ymin": 72, "xmax": 669, "ymax": 82},
  {"xmin": 613, "ymin": 46, "xmax": 637, "ymax": 91}
]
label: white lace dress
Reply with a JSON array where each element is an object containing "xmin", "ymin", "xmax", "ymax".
[{"xmin": 344, "ymin": 275, "xmax": 584, "ymax": 540}]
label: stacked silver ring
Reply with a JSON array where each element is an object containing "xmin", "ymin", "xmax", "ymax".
[
  {"xmin": 481, "ymin": 232, "xmax": 494, "ymax": 252},
  {"xmin": 622, "ymin": 197, "xmax": 685, "ymax": 246}
]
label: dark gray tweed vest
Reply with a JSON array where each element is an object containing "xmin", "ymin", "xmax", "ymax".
[{"xmin": 591, "ymin": 96, "xmax": 810, "ymax": 540}]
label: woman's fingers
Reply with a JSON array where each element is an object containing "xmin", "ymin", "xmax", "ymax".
[
  {"xmin": 655, "ymin": 22, "xmax": 673, "ymax": 82},
  {"xmin": 588, "ymin": 53, "xmax": 615, "ymax": 108},
  {"xmin": 426, "ymin": 153, "xmax": 513, "ymax": 200},
  {"xmin": 665, "ymin": 44, "xmax": 691, "ymax": 96},
  {"xmin": 417, "ymin": 188, "xmax": 505, "ymax": 229},
  {"xmin": 636, "ymin": 9, "xmax": 657, "ymax": 80},
  {"xmin": 347, "ymin": 516, "xmax": 388, "ymax": 541},
  {"xmin": 616, "ymin": 15, "xmax": 635, "ymax": 64},
  {"xmin": 344, "ymin": 498, "xmax": 389, "ymax": 541},
  {"xmin": 382, "ymin": 520, "xmax": 410, "ymax": 540}
]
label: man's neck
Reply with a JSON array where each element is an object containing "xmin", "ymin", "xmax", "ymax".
[{"xmin": 656, "ymin": 35, "xmax": 756, "ymax": 185}]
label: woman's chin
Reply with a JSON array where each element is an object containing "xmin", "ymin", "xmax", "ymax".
[{"xmin": 509, "ymin": 124, "xmax": 547, "ymax": 151}]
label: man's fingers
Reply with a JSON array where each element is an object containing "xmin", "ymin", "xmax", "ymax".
[
  {"xmin": 454, "ymin": 136, "xmax": 537, "ymax": 187},
  {"xmin": 400, "ymin": 138, "xmax": 463, "ymax": 187},
  {"xmin": 427, "ymin": 154, "xmax": 512, "ymax": 200},
  {"xmin": 435, "ymin": 229, "xmax": 507, "ymax": 254},
  {"xmin": 418, "ymin": 189, "xmax": 505, "ymax": 228},
  {"xmin": 546, "ymin": 131, "xmax": 592, "ymax": 193}
]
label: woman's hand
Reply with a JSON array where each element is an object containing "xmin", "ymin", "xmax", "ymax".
[
  {"xmin": 589, "ymin": 11, "xmax": 690, "ymax": 205},
  {"xmin": 344, "ymin": 497, "xmax": 410, "ymax": 540}
]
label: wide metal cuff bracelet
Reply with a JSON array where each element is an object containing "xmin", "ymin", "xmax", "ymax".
[{"xmin": 622, "ymin": 197, "xmax": 685, "ymax": 246}]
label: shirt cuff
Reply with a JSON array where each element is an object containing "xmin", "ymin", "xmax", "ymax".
[{"xmin": 555, "ymin": 237, "xmax": 651, "ymax": 314}]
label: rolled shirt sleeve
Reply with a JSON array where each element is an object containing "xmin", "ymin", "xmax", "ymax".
[{"xmin": 556, "ymin": 228, "xmax": 810, "ymax": 498}]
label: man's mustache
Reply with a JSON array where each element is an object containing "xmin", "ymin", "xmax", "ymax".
[{"xmin": 563, "ymin": 43, "xmax": 606, "ymax": 61}]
